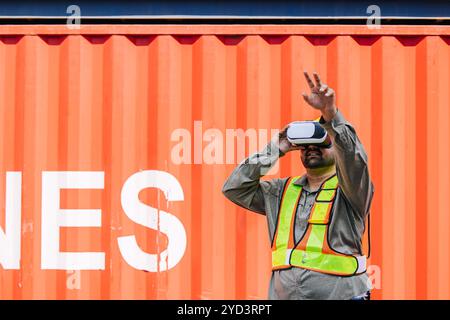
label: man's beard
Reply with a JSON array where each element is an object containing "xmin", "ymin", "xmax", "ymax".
[{"xmin": 302, "ymin": 153, "xmax": 335, "ymax": 169}]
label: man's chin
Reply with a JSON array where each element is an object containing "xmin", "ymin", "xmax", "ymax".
[{"xmin": 304, "ymin": 160, "xmax": 327, "ymax": 169}]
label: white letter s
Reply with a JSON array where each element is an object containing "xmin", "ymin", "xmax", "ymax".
[{"xmin": 118, "ymin": 170, "xmax": 186, "ymax": 272}]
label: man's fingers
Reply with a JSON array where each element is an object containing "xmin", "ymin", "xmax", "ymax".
[
  {"xmin": 302, "ymin": 92, "xmax": 312, "ymax": 105},
  {"xmin": 319, "ymin": 84, "xmax": 328, "ymax": 93},
  {"xmin": 313, "ymin": 72, "xmax": 322, "ymax": 88},
  {"xmin": 303, "ymin": 71, "xmax": 315, "ymax": 90},
  {"xmin": 278, "ymin": 124, "xmax": 290, "ymax": 141},
  {"xmin": 325, "ymin": 88, "xmax": 334, "ymax": 97},
  {"xmin": 279, "ymin": 125, "xmax": 289, "ymax": 136}
]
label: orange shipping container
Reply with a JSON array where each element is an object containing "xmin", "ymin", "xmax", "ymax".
[{"xmin": 0, "ymin": 25, "xmax": 450, "ymax": 300}]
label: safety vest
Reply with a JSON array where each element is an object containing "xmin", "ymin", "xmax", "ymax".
[{"xmin": 271, "ymin": 174, "xmax": 367, "ymax": 276}]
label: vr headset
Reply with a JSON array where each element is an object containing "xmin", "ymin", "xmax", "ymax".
[{"xmin": 287, "ymin": 121, "xmax": 332, "ymax": 148}]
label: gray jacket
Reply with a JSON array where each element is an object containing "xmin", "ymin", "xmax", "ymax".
[{"xmin": 222, "ymin": 110, "xmax": 374, "ymax": 300}]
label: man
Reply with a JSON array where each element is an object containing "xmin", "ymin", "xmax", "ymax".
[{"xmin": 222, "ymin": 71, "xmax": 374, "ymax": 300}]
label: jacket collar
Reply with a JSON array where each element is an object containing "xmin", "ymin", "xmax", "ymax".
[
  {"xmin": 293, "ymin": 175, "xmax": 308, "ymax": 186},
  {"xmin": 293, "ymin": 172, "xmax": 337, "ymax": 192}
]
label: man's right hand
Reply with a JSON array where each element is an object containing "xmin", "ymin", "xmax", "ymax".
[{"xmin": 274, "ymin": 125, "xmax": 301, "ymax": 154}]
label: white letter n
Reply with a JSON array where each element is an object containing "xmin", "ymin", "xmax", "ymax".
[{"xmin": 0, "ymin": 172, "xmax": 22, "ymax": 270}]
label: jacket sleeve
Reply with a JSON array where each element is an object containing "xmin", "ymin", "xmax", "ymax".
[
  {"xmin": 320, "ymin": 110, "xmax": 374, "ymax": 217},
  {"xmin": 222, "ymin": 141, "xmax": 284, "ymax": 215}
]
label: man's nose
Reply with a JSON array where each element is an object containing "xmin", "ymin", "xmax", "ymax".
[{"xmin": 306, "ymin": 145, "xmax": 320, "ymax": 151}]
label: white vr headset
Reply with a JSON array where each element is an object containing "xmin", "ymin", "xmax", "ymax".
[{"xmin": 287, "ymin": 121, "xmax": 332, "ymax": 147}]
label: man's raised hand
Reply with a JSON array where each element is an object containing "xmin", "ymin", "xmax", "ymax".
[{"xmin": 302, "ymin": 71, "xmax": 337, "ymax": 122}]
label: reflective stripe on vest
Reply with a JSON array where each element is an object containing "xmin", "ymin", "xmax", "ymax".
[
  {"xmin": 271, "ymin": 175, "xmax": 367, "ymax": 276},
  {"xmin": 271, "ymin": 177, "xmax": 303, "ymax": 270}
]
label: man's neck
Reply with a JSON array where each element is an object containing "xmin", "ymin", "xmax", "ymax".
[{"xmin": 306, "ymin": 165, "xmax": 336, "ymax": 192}]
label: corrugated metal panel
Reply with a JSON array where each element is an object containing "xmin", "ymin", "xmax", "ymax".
[{"xmin": 1, "ymin": 25, "xmax": 450, "ymax": 300}]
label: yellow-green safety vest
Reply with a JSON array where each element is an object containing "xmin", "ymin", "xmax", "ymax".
[{"xmin": 271, "ymin": 174, "xmax": 367, "ymax": 276}]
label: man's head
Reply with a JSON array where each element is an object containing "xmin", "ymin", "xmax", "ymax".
[
  {"xmin": 286, "ymin": 120, "xmax": 336, "ymax": 169},
  {"xmin": 299, "ymin": 143, "xmax": 335, "ymax": 169}
]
